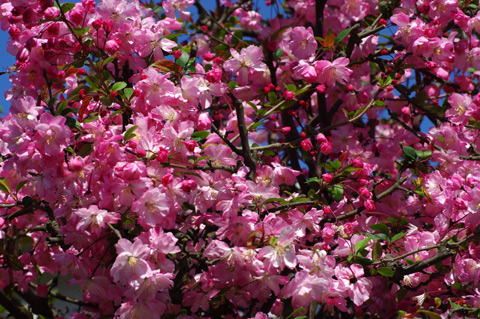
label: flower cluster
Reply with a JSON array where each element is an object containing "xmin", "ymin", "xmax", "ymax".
[{"xmin": 1, "ymin": 0, "xmax": 480, "ymax": 318}]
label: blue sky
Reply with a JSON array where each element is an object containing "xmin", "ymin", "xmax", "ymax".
[
  {"xmin": 0, "ymin": 30, "xmax": 15, "ymax": 116},
  {"xmin": 0, "ymin": 1, "xmax": 278, "ymax": 117}
]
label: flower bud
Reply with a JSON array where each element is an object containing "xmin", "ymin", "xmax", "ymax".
[
  {"xmin": 103, "ymin": 19, "xmax": 113, "ymax": 32},
  {"xmin": 44, "ymin": 6, "xmax": 60, "ymax": 19},
  {"xmin": 364, "ymin": 199, "xmax": 375, "ymax": 212},
  {"xmin": 182, "ymin": 179, "xmax": 197, "ymax": 192},
  {"xmin": 301, "ymin": 139, "xmax": 313, "ymax": 151},
  {"xmin": 316, "ymin": 133, "xmax": 327, "ymax": 144},
  {"xmin": 322, "ymin": 173, "xmax": 333, "ymax": 183},
  {"xmin": 156, "ymin": 147, "xmax": 169, "ymax": 162},
  {"xmin": 161, "ymin": 173, "xmax": 173, "ymax": 186},
  {"xmin": 183, "ymin": 140, "xmax": 197, "ymax": 152},
  {"xmin": 173, "ymin": 50, "xmax": 182, "ymax": 59},
  {"xmin": 320, "ymin": 141, "xmax": 331, "ymax": 155},
  {"xmin": 283, "ymin": 90, "xmax": 295, "ymax": 101},
  {"xmin": 92, "ymin": 18, "xmax": 103, "ymax": 30}
]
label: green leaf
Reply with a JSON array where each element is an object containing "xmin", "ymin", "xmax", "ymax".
[
  {"xmin": 377, "ymin": 267, "xmax": 394, "ymax": 277},
  {"xmin": 228, "ymin": 81, "xmax": 238, "ymax": 90},
  {"xmin": 285, "ymin": 84, "xmax": 296, "ymax": 92},
  {"xmin": 335, "ymin": 27, "xmax": 353, "ymax": 43},
  {"xmin": 151, "ymin": 60, "xmax": 181, "ymax": 74},
  {"xmin": 65, "ymin": 117, "xmax": 82, "ymax": 130},
  {"xmin": 176, "ymin": 50, "xmax": 189, "ymax": 68},
  {"xmin": 285, "ymin": 307, "xmax": 305, "ymax": 319},
  {"xmin": 354, "ymin": 257, "xmax": 374, "ymax": 266},
  {"xmin": 268, "ymin": 91, "xmax": 278, "ymax": 104},
  {"xmin": 391, "ymin": 232, "xmax": 406, "ymax": 242},
  {"xmin": 416, "ymin": 310, "xmax": 441, "ymax": 319},
  {"xmin": 247, "ymin": 101, "xmax": 258, "ymax": 112},
  {"xmin": 376, "ymin": 76, "xmax": 384, "ymax": 87},
  {"xmin": 402, "ymin": 145, "xmax": 417, "ymax": 160},
  {"xmin": 388, "ymin": 217, "xmax": 398, "ymax": 224},
  {"xmin": 15, "ymin": 181, "xmax": 28, "ymax": 194},
  {"xmin": 404, "ymin": 258, "xmax": 414, "ymax": 265},
  {"xmin": 191, "ymin": 131, "xmax": 209, "ymax": 141},
  {"xmin": 396, "ymin": 288, "xmax": 407, "ymax": 302},
  {"xmin": 194, "ymin": 156, "xmax": 210, "ymax": 163},
  {"xmin": 372, "ymin": 241, "xmax": 382, "ymax": 262},
  {"xmin": 370, "ymin": 233, "xmax": 389, "ymax": 242},
  {"xmin": 415, "ymin": 149, "xmax": 432, "ymax": 160},
  {"xmin": 274, "ymin": 48, "xmax": 284, "ymax": 59},
  {"xmin": 370, "ymin": 223, "xmax": 390, "ymax": 234},
  {"xmin": 325, "ymin": 160, "xmax": 342, "ymax": 172},
  {"xmin": 78, "ymin": 143, "xmax": 94, "ymax": 158},
  {"xmin": 331, "ymin": 184, "xmax": 344, "ymax": 202},
  {"xmin": 354, "ymin": 238, "xmax": 371, "ymax": 253},
  {"xmin": 102, "ymin": 53, "xmax": 118, "ymax": 68},
  {"xmin": 111, "ymin": 82, "xmax": 127, "ymax": 92},
  {"xmin": 263, "ymin": 197, "xmax": 284, "ymax": 204},
  {"xmin": 123, "ymin": 125, "xmax": 138, "ymax": 142},
  {"xmin": 0, "ymin": 178, "xmax": 11, "ymax": 194},
  {"xmin": 448, "ymin": 298, "xmax": 462, "ymax": 309},
  {"xmin": 374, "ymin": 100, "xmax": 386, "ymax": 107},
  {"xmin": 124, "ymin": 87, "xmax": 134, "ymax": 99},
  {"xmin": 60, "ymin": 2, "xmax": 75, "ymax": 13},
  {"xmin": 306, "ymin": 177, "xmax": 322, "ymax": 184},
  {"xmin": 73, "ymin": 27, "xmax": 90, "ymax": 35}
]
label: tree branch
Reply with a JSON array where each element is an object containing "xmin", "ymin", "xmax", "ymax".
[{"xmin": 231, "ymin": 95, "xmax": 257, "ymax": 180}]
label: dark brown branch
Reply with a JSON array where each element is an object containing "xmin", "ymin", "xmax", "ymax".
[
  {"xmin": 231, "ymin": 95, "xmax": 257, "ymax": 180},
  {"xmin": 314, "ymin": 0, "xmax": 328, "ymax": 37},
  {"xmin": 0, "ymin": 290, "xmax": 30, "ymax": 319},
  {"xmin": 266, "ymin": 200, "xmax": 316, "ymax": 213}
]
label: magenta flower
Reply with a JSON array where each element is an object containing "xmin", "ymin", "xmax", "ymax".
[
  {"xmin": 74, "ymin": 205, "xmax": 120, "ymax": 234},
  {"xmin": 34, "ymin": 113, "xmax": 72, "ymax": 156},
  {"xmin": 289, "ymin": 27, "xmax": 317, "ymax": 59},
  {"xmin": 110, "ymin": 238, "xmax": 152, "ymax": 286},
  {"xmin": 224, "ymin": 45, "xmax": 267, "ymax": 85},
  {"xmin": 314, "ymin": 57, "xmax": 352, "ymax": 86}
]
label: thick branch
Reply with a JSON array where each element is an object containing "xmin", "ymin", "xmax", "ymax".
[
  {"xmin": 231, "ymin": 95, "xmax": 257, "ymax": 180},
  {"xmin": 0, "ymin": 290, "xmax": 30, "ymax": 319},
  {"xmin": 314, "ymin": 0, "xmax": 328, "ymax": 37}
]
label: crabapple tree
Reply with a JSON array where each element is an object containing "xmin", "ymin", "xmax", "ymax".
[{"xmin": 2, "ymin": 0, "xmax": 480, "ymax": 318}]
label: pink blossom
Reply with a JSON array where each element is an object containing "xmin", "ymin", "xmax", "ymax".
[
  {"xmin": 314, "ymin": 57, "xmax": 352, "ymax": 86},
  {"xmin": 224, "ymin": 45, "xmax": 267, "ymax": 85},
  {"xmin": 163, "ymin": 0, "xmax": 194, "ymax": 20},
  {"xmin": 110, "ymin": 238, "xmax": 152, "ymax": 286},
  {"xmin": 34, "ymin": 113, "xmax": 72, "ymax": 156},
  {"xmin": 446, "ymin": 93, "xmax": 477, "ymax": 125},
  {"xmin": 289, "ymin": 27, "xmax": 317, "ymax": 59},
  {"xmin": 74, "ymin": 205, "xmax": 120, "ymax": 234},
  {"xmin": 132, "ymin": 188, "xmax": 175, "ymax": 229}
]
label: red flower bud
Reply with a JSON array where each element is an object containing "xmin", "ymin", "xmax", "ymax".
[
  {"xmin": 156, "ymin": 147, "xmax": 169, "ymax": 163},
  {"xmin": 173, "ymin": 50, "xmax": 182, "ymax": 59},
  {"xmin": 183, "ymin": 140, "xmax": 197, "ymax": 152}
]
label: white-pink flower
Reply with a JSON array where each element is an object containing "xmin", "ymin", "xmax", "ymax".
[
  {"xmin": 111, "ymin": 238, "xmax": 152, "ymax": 286},
  {"xmin": 224, "ymin": 45, "xmax": 267, "ymax": 85},
  {"xmin": 314, "ymin": 57, "xmax": 352, "ymax": 86},
  {"xmin": 74, "ymin": 205, "xmax": 120, "ymax": 234}
]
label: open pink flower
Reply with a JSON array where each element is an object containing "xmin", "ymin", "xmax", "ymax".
[
  {"xmin": 224, "ymin": 45, "xmax": 267, "ymax": 85},
  {"xmin": 110, "ymin": 238, "xmax": 152, "ymax": 286},
  {"xmin": 34, "ymin": 113, "xmax": 72, "ymax": 156},
  {"xmin": 314, "ymin": 57, "xmax": 352, "ymax": 86}
]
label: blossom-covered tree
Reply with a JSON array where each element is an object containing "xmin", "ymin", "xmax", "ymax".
[{"xmin": 2, "ymin": 0, "xmax": 480, "ymax": 318}]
